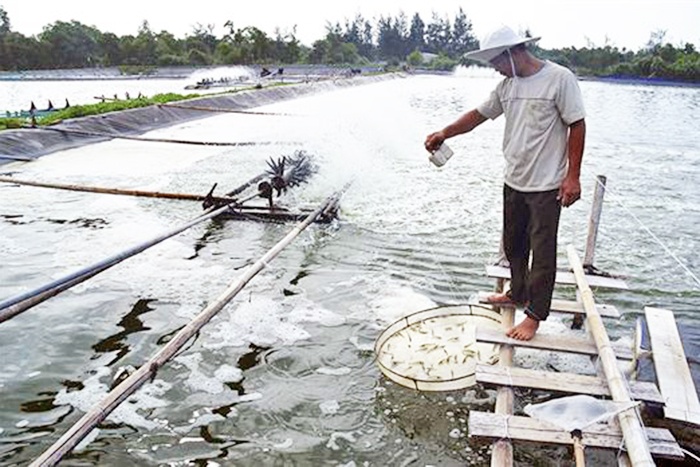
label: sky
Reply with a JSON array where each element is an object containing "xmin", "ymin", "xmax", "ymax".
[{"xmin": 1, "ymin": 0, "xmax": 699, "ymax": 52}]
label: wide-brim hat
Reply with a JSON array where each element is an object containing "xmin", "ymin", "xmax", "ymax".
[{"xmin": 464, "ymin": 26, "xmax": 540, "ymax": 63}]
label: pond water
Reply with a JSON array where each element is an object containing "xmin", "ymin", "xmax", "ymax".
[{"xmin": 0, "ymin": 69, "xmax": 698, "ymax": 465}]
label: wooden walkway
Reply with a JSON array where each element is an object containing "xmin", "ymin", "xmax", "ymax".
[{"xmin": 468, "ymin": 250, "xmax": 697, "ymax": 465}]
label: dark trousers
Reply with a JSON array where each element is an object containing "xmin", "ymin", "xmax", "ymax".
[{"xmin": 503, "ymin": 184, "xmax": 561, "ymax": 321}]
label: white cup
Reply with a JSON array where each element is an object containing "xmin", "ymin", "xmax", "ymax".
[{"xmin": 428, "ymin": 143, "xmax": 454, "ymax": 167}]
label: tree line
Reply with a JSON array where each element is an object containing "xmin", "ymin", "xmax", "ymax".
[{"xmin": 0, "ymin": 6, "xmax": 698, "ymax": 82}]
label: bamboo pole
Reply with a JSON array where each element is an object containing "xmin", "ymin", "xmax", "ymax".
[
  {"xmin": 0, "ymin": 202, "xmax": 235, "ymax": 324},
  {"xmin": 29, "ymin": 188, "xmax": 345, "ymax": 467},
  {"xmin": 566, "ymin": 245, "xmax": 655, "ymax": 467},
  {"xmin": 0, "ymin": 176, "xmax": 237, "ymax": 203},
  {"xmin": 0, "ymin": 185, "xmax": 267, "ymax": 324}
]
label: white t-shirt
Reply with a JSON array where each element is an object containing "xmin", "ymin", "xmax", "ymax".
[{"xmin": 477, "ymin": 61, "xmax": 586, "ymax": 192}]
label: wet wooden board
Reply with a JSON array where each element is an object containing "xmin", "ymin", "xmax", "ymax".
[
  {"xmin": 645, "ymin": 306, "xmax": 700, "ymax": 426},
  {"xmin": 486, "ymin": 265, "xmax": 629, "ymax": 290},
  {"xmin": 477, "ymin": 291, "xmax": 620, "ymax": 318},
  {"xmin": 468, "ymin": 411, "xmax": 684, "ymax": 460},
  {"xmin": 475, "ymin": 364, "xmax": 664, "ymax": 404},
  {"xmin": 475, "ymin": 327, "xmax": 633, "ymax": 360}
]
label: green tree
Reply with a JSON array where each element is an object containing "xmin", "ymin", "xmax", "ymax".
[
  {"xmin": 183, "ymin": 27, "xmax": 214, "ymax": 65},
  {"xmin": 2, "ymin": 31, "xmax": 43, "ymax": 70},
  {"xmin": 425, "ymin": 13, "xmax": 451, "ymax": 55},
  {"xmin": 377, "ymin": 14, "xmax": 408, "ymax": 60},
  {"xmin": 450, "ymin": 8, "xmax": 477, "ymax": 57},
  {"xmin": 270, "ymin": 27, "xmax": 301, "ymax": 63},
  {"xmin": 155, "ymin": 31, "xmax": 186, "ymax": 65},
  {"xmin": 361, "ymin": 19, "xmax": 375, "ymax": 60},
  {"xmin": 38, "ymin": 21, "xmax": 102, "ymax": 68},
  {"xmin": 342, "ymin": 14, "xmax": 374, "ymax": 60},
  {"xmin": 407, "ymin": 13, "xmax": 425, "ymax": 54},
  {"xmin": 0, "ymin": 5, "xmax": 11, "ymax": 68},
  {"xmin": 130, "ymin": 20, "xmax": 158, "ymax": 65},
  {"xmin": 308, "ymin": 29, "xmax": 359, "ymax": 64},
  {"xmin": 407, "ymin": 49, "xmax": 423, "ymax": 66},
  {"xmin": 307, "ymin": 38, "xmax": 328, "ymax": 64},
  {"xmin": 0, "ymin": 5, "xmax": 10, "ymax": 35},
  {"xmin": 98, "ymin": 32, "xmax": 122, "ymax": 66}
]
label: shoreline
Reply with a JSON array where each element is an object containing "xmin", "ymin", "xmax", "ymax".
[
  {"xmin": 579, "ymin": 74, "xmax": 700, "ymax": 88},
  {"xmin": 0, "ymin": 64, "xmax": 385, "ymax": 82}
]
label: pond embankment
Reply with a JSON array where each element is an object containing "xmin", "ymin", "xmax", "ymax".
[{"xmin": 0, "ymin": 73, "xmax": 405, "ymax": 166}]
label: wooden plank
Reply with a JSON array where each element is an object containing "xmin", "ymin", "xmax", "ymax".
[
  {"xmin": 476, "ymin": 327, "xmax": 633, "ymax": 361},
  {"xmin": 486, "ymin": 265, "xmax": 629, "ymax": 290},
  {"xmin": 468, "ymin": 411, "xmax": 684, "ymax": 460},
  {"xmin": 645, "ymin": 306, "xmax": 700, "ymax": 426},
  {"xmin": 475, "ymin": 364, "xmax": 664, "ymax": 404},
  {"xmin": 477, "ymin": 291, "xmax": 620, "ymax": 318}
]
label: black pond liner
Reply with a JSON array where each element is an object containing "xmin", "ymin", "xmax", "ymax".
[{"xmin": 0, "ymin": 73, "xmax": 404, "ymax": 166}]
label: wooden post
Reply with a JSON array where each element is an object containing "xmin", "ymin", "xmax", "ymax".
[
  {"xmin": 583, "ymin": 175, "xmax": 607, "ymax": 269},
  {"xmin": 491, "ymin": 278, "xmax": 514, "ymax": 467},
  {"xmin": 574, "ymin": 175, "xmax": 607, "ymax": 330},
  {"xmin": 567, "ymin": 245, "xmax": 655, "ymax": 467},
  {"xmin": 573, "ymin": 433, "xmax": 586, "ymax": 466}
]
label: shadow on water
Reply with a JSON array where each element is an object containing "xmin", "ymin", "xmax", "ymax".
[
  {"xmin": 0, "ymin": 300, "xmax": 162, "ymax": 464},
  {"xmin": 187, "ymin": 219, "xmax": 227, "ymax": 260},
  {"xmin": 92, "ymin": 298, "xmax": 156, "ymax": 366},
  {"xmin": 215, "ymin": 344, "xmax": 271, "ymax": 418}
]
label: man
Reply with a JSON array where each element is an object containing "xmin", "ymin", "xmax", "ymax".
[{"xmin": 425, "ymin": 25, "xmax": 586, "ymax": 341}]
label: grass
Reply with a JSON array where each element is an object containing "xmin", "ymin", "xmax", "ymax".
[{"xmin": 0, "ymin": 90, "xmax": 235, "ymax": 130}]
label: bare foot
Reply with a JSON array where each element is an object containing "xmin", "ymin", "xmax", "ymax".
[
  {"xmin": 484, "ymin": 292, "xmax": 516, "ymax": 306},
  {"xmin": 483, "ymin": 292, "xmax": 528, "ymax": 308},
  {"xmin": 506, "ymin": 316, "xmax": 540, "ymax": 341}
]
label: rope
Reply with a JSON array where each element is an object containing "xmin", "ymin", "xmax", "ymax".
[
  {"xmin": 432, "ymin": 253, "xmax": 472, "ymax": 303},
  {"xmin": 158, "ymin": 103, "xmax": 298, "ymax": 117},
  {"xmin": 502, "ymin": 414, "xmax": 511, "ymax": 441},
  {"xmin": 681, "ymin": 448, "xmax": 700, "ymax": 464},
  {"xmin": 38, "ymin": 126, "xmax": 301, "ymax": 147},
  {"xmin": 592, "ymin": 176, "xmax": 700, "ymax": 289}
]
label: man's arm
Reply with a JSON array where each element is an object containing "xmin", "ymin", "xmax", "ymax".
[
  {"xmin": 425, "ymin": 109, "xmax": 488, "ymax": 152},
  {"xmin": 558, "ymin": 118, "xmax": 586, "ymax": 207}
]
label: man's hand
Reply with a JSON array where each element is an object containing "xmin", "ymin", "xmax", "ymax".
[
  {"xmin": 424, "ymin": 131, "xmax": 446, "ymax": 153},
  {"xmin": 558, "ymin": 175, "xmax": 581, "ymax": 207}
]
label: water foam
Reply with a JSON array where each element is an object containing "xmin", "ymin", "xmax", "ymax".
[
  {"xmin": 203, "ymin": 295, "xmax": 312, "ymax": 350},
  {"xmin": 174, "ymin": 353, "xmax": 243, "ymax": 395},
  {"xmin": 53, "ymin": 366, "xmax": 172, "ymax": 430},
  {"xmin": 187, "ymin": 66, "xmax": 256, "ymax": 82}
]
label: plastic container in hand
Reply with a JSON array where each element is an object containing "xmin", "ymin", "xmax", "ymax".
[{"xmin": 428, "ymin": 143, "xmax": 454, "ymax": 167}]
